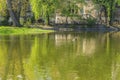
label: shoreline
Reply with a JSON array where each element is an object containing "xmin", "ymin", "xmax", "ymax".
[
  {"xmin": 36, "ymin": 24, "xmax": 120, "ymax": 32},
  {"xmin": 0, "ymin": 24, "xmax": 119, "ymax": 35}
]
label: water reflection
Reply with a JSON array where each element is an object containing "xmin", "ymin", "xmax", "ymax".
[
  {"xmin": 0, "ymin": 32, "xmax": 120, "ymax": 80},
  {"xmin": 0, "ymin": 35, "xmax": 33, "ymax": 80}
]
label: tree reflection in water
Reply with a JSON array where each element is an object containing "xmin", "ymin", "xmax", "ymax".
[{"xmin": 0, "ymin": 32, "xmax": 120, "ymax": 80}]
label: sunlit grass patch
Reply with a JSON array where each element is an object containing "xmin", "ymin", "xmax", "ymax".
[{"xmin": 0, "ymin": 26, "xmax": 54, "ymax": 35}]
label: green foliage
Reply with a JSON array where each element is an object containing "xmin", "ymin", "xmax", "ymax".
[
  {"xmin": 60, "ymin": 0, "xmax": 85, "ymax": 17},
  {"xmin": 92, "ymin": 0, "xmax": 118, "ymax": 25},
  {"xmin": 117, "ymin": 0, "xmax": 120, "ymax": 5},
  {"xmin": 30, "ymin": 0, "xmax": 86, "ymax": 25},
  {"xmin": 0, "ymin": 20, "xmax": 9, "ymax": 26},
  {"xmin": 24, "ymin": 18, "xmax": 32, "ymax": 27},
  {"xmin": 0, "ymin": 0, "xmax": 118, "ymax": 26},
  {"xmin": 86, "ymin": 18, "xmax": 96, "ymax": 26},
  {"xmin": 0, "ymin": 0, "xmax": 7, "ymax": 16},
  {"xmin": 30, "ymin": 0, "xmax": 56, "ymax": 24},
  {"xmin": 61, "ymin": 1, "xmax": 79, "ymax": 16},
  {"xmin": 0, "ymin": 17, "xmax": 9, "ymax": 26},
  {"xmin": 20, "ymin": 0, "xmax": 30, "ymax": 17}
]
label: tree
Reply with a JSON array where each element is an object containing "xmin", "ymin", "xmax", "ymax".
[
  {"xmin": 0, "ymin": 0, "xmax": 7, "ymax": 16},
  {"xmin": 30, "ymin": 0, "xmax": 56, "ymax": 25},
  {"xmin": 55, "ymin": 0, "xmax": 85, "ymax": 24},
  {"xmin": 0, "ymin": 0, "xmax": 30, "ymax": 27},
  {"xmin": 6, "ymin": 0, "xmax": 22, "ymax": 27},
  {"xmin": 109, "ymin": 0, "xmax": 115, "ymax": 25},
  {"xmin": 92, "ymin": 0, "xmax": 117, "ymax": 25}
]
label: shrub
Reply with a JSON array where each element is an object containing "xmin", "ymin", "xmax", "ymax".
[{"xmin": 86, "ymin": 18, "xmax": 96, "ymax": 26}]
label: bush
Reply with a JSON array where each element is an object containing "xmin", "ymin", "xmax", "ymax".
[
  {"xmin": 86, "ymin": 18, "xmax": 96, "ymax": 26},
  {"xmin": 0, "ymin": 17, "xmax": 9, "ymax": 26}
]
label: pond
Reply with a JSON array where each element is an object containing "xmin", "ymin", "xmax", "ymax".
[{"xmin": 0, "ymin": 32, "xmax": 120, "ymax": 80}]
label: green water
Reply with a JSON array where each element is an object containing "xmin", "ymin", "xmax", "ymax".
[{"xmin": 0, "ymin": 32, "xmax": 120, "ymax": 80}]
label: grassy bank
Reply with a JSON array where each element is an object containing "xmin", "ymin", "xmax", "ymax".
[{"xmin": 0, "ymin": 26, "xmax": 54, "ymax": 35}]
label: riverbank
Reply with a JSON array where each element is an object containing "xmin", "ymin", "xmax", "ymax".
[
  {"xmin": 0, "ymin": 24, "xmax": 119, "ymax": 35},
  {"xmin": 0, "ymin": 26, "xmax": 54, "ymax": 35},
  {"xmin": 35, "ymin": 24, "xmax": 120, "ymax": 32}
]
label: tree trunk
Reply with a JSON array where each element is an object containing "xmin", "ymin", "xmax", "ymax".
[
  {"xmin": 66, "ymin": 16, "xmax": 68, "ymax": 24},
  {"xmin": 109, "ymin": 0, "xmax": 114, "ymax": 26},
  {"xmin": 99, "ymin": 11, "xmax": 102, "ymax": 24},
  {"xmin": 17, "ymin": 0, "xmax": 22, "ymax": 25},
  {"xmin": 45, "ymin": 11, "xmax": 50, "ymax": 25},
  {"xmin": 104, "ymin": 6, "xmax": 108, "ymax": 25},
  {"xmin": 6, "ymin": 0, "xmax": 21, "ymax": 27}
]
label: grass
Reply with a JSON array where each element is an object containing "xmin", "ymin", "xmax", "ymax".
[{"xmin": 0, "ymin": 26, "xmax": 54, "ymax": 35}]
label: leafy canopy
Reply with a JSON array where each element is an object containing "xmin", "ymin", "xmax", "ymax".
[
  {"xmin": 0, "ymin": 0, "xmax": 7, "ymax": 16},
  {"xmin": 30, "ymin": 0, "xmax": 56, "ymax": 20}
]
